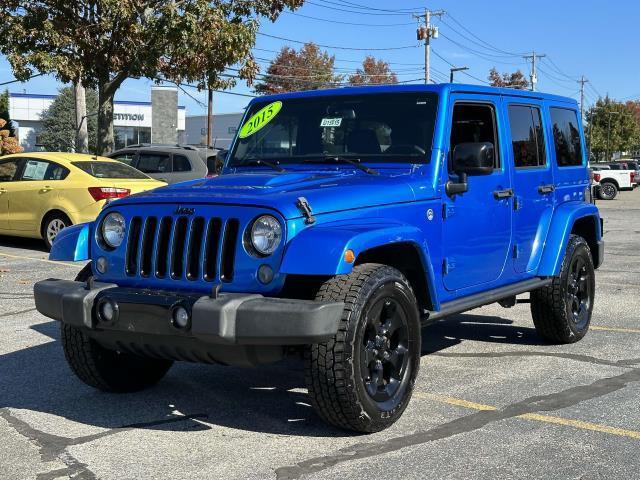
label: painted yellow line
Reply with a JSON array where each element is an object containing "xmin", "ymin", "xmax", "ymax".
[
  {"xmin": 417, "ymin": 393, "xmax": 640, "ymax": 440},
  {"xmin": 0, "ymin": 251, "xmax": 83, "ymax": 268},
  {"xmin": 591, "ymin": 326, "xmax": 640, "ymax": 334}
]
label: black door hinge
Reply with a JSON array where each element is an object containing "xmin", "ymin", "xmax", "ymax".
[{"xmin": 296, "ymin": 197, "xmax": 316, "ymax": 225}]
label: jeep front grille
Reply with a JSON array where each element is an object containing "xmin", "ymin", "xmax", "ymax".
[{"xmin": 125, "ymin": 215, "xmax": 240, "ymax": 283}]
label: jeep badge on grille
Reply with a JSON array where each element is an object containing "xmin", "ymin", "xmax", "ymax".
[{"xmin": 174, "ymin": 206, "xmax": 195, "ymax": 215}]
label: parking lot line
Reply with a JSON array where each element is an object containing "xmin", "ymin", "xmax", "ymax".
[
  {"xmin": 0, "ymin": 251, "xmax": 83, "ymax": 268},
  {"xmin": 591, "ymin": 326, "xmax": 640, "ymax": 334},
  {"xmin": 416, "ymin": 393, "xmax": 640, "ymax": 440}
]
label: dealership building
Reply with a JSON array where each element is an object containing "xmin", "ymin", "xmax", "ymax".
[
  {"xmin": 184, "ymin": 112, "xmax": 243, "ymax": 149},
  {"xmin": 9, "ymin": 86, "xmax": 186, "ymax": 151}
]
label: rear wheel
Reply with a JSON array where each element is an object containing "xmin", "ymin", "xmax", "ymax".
[
  {"xmin": 597, "ymin": 181, "xmax": 617, "ymax": 200},
  {"xmin": 530, "ymin": 235, "xmax": 595, "ymax": 343},
  {"xmin": 42, "ymin": 212, "xmax": 71, "ymax": 250},
  {"xmin": 305, "ymin": 264, "xmax": 421, "ymax": 433}
]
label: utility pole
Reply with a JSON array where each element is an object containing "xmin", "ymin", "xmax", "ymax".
[
  {"xmin": 206, "ymin": 88, "xmax": 213, "ymax": 148},
  {"xmin": 449, "ymin": 66, "xmax": 469, "ymax": 83},
  {"xmin": 523, "ymin": 51, "xmax": 546, "ymax": 92},
  {"xmin": 414, "ymin": 9, "xmax": 445, "ymax": 84},
  {"xmin": 577, "ymin": 75, "xmax": 589, "ymax": 119}
]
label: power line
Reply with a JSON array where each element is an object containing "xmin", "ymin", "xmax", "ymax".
[
  {"xmin": 431, "ymin": 48, "xmax": 489, "ymax": 85},
  {"xmin": 258, "ymin": 32, "xmax": 420, "ymax": 51},
  {"xmin": 331, "ymin": 0, "xmax": 422, "ymax": 14},
  {"xmin": 0, "ymin": 73, "xmax": 45, "ymax": 86},
  {"xmin": 445, "ymin": 13, "xmax": 526, "ymax": 56},
  {"xmin": 283, "ymin": 11, "xmax": 414, "ymax": 27},
  {"xmin": 253, "ymin": 47, "xmax": 424, "ymax": 66},
  {"xmin": 306, "ymin": 0, "xmax": 413, "ymax": 16}
]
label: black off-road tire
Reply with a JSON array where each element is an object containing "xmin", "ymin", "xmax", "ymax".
[
  {"xmin": 304, "ymin": 263, "xmax": 421, "ymax": 433},
  {"xmin": 597, "ymin": 181, "xmax": 617, "ymax": 200},
  {"xmin": 60, "ymin": 264, "xmax": 173, "ymax": 393},
  {"xmin": 530, "ymin": 235, "xmax": 595, "ymax": 344}
]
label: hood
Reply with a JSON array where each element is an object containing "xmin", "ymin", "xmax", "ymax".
[{"xmin": 111, "ymin": 168, "xmax": 422, "ymax": 219}]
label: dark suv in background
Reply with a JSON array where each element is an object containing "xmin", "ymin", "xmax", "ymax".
[{"xmin": 109, "ymin": 144, "xmax": 223, "ymax": 184}]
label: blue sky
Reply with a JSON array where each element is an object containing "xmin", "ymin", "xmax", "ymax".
[{"xmin": 1, "ymin": 0, "xmax": 638, "ymax": 116}]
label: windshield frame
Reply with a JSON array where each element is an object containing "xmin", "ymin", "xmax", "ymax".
[{"xmin": 227, "ymin": 91, "xmax": 439, "ymax": 169}]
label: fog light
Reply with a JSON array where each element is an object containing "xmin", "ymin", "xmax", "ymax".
[
  {"xmin": 257, "ymin": 264, "xmax": 274, "ymax": 284},
  {"xmin": 96, "ymin": 256, "xmax": 108, "ymax": 274},
  {"xmin": 171, "ymin": 306, "xmax": 190, "ymax": 329},
  {"xmin": 96, "ymin": 298, "xmax": 117, "ymax": 323}
]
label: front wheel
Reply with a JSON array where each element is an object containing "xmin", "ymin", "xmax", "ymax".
[
  {"xmin": 530, "ymin": 235, "xmax": 595, "ymax": 343},
  {"xmin": 305, "ymin": 264, "xmax": 421, "ymax": 433}
]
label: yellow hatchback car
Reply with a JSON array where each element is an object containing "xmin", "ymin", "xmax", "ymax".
[{"xmin": 0, "ymin": 152, "xmax": 166, "ymax": 249}]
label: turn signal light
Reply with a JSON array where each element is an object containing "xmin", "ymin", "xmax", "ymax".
[
  {"xmin": 88, "ymin": 187, "xmax": 130, "ymax": 201},
  {"xmin": 593, "ymin": 173, "xmax": 601, "ymax": 182}
]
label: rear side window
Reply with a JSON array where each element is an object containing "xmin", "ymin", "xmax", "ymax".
[
  {"xmin": 550, "ymin": 108, "xmax": 583, "ymax": 167},
  {"xmin": 173, "ymin": 154, "xmax": 192, "ymax": 172},
  {"xmin": 450, "ymin": 103, "xmax": 500, "ymax": 169},
  {"xmin": 21, "ymin": 159, "xmax": 70, "ymax": 181},
  {"xmin": 137, "ymin": 153, "xmax": 171, "ymax": 173},
  {"xmin": 73, "ymin": 161, "xmax": 149, "ymax": 179},
  {"xmin": 507, "ymin": 105, "xmax": 546, "ymax": 168}
]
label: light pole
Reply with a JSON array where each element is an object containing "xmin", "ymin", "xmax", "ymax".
[{"xmin": 449, "ymin": 66, "xmax": 469, "ymax": 83}]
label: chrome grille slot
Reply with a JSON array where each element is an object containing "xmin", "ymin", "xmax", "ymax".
[
  {"xmin": 170, "ymin": 217, "xmax": 189, "ymax": 279},
  {"xmin": 155, "ymin": 217, "xmax": 173, "ymax": 278},
  {"xmin": 140, "ymin": 217, "xmax": 157, "ymax": 277},
  {"xmin": 125, "ymin": 217, "xmax": 142, "ymax": 276},
  {"xmin": 186, "ymin": 217, "xmax": 205, "ymax": 281},
  {"xmin": 220, "ymin": 219, "xmax": 239, "ymax": 283},
  {"xmin": 203, "ymin": 218, "xmax": 222, "ymax": 281}
]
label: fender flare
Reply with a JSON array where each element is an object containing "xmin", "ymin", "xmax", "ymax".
[
  {"xmin": 49, "ymin": 222, "xmax": 92, "ymax": 262},
  {"xmin": 537, "ymin": 202, "xmax": 601, "ymax": 276},
  {"xmin": 280, "ymin": 220, "xmax": 439, "ymax": 308}
]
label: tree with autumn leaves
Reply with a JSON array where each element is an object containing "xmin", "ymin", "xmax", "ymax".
[
  {"xmin": 488, "ymin": 67, "xmax": 530, "ymax": 89},
  {"xmin": 255, "ymin": 43, "xmax": 398, "ymax": 94},
  {"xmin": 0, "ymin": 119, "xmax": 22, "ymax": 156},
  {"xmin": 0, "ymin": 0, "xmax": 303, "ymax": 155}
]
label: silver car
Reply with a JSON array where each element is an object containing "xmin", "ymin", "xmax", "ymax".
[{"xmin": 109, "ymin": 144, "xmax": 222, "ymax": 184}]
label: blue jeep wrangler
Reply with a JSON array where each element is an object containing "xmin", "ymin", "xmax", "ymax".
[{"xmin": 34, "ymin": 84, "xmax": 603, "ymax": 433}]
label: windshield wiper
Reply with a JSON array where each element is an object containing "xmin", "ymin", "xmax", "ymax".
[
  {"xmin": 305, "ymin": 155, "xmax": 378, "ymax": 175},
  {"xmin": 241, "ymin": 159, "xmax": 286, "ymax": 173}
]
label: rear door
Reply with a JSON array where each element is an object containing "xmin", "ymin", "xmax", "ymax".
[
  {"xmin": 0, "ymin": 158, "xmax": 22, "ymax": 231},
  {"xmin": 442, "ymin": 95, "xmax": 512, "ymax": 290},
  {"xmin": 505, "ymin": 101, "xmax": 554, "ymax": 272}
]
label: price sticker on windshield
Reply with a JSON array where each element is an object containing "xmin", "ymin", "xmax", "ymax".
[
  {"xmin": 320, "ymin": 117, "xmax": 342, "ymax": 128},
  {"xmin": 239, "ymin": 101, "xmax": 282, "ymax": 139}
]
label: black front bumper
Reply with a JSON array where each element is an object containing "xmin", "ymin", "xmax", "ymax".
[{"xmin": 34, "ymin": 279, "xmax": 343, "ymax": 364}]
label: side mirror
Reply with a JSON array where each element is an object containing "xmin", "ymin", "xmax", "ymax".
[
  {"xmin": 452, "ymin": 142, "xmax": 495, "ymax": 175},
  {"xmin": 446, "ymin": 142, "xmax": 494, "ymax": 196}
]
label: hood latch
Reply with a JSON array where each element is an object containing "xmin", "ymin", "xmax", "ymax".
[{"xmin": 296, "ymin": 197, "xmax": 316, "ymax": 225}]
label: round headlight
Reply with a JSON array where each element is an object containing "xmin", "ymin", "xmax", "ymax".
[
  {"xmin": 101, "ymin": 212, "xmax": 126, "ymax": 249},
  {"xmin": 250, "ymin": 215, "xmax": 282, "ymax": 256}
]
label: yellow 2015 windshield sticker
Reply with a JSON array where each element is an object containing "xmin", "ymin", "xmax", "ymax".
[{"xmin": 238, "ymin": 101, "xmax": 283, "ymax": 139}]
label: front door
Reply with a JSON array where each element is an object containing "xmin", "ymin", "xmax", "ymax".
[
  {"xmin": 0, "ymin": 158, "xmax": 22, "ymax": 231},
  {"xmin": 504, "ymin": 101, "xmax": 554, "ymax": 272},
  {"xmin": 442, "ymin": 96, "xmax": 512, "ymax": 291},
  {"xmin": 8, "ymin": 158, "xmax": 61, "ymax": 232}
]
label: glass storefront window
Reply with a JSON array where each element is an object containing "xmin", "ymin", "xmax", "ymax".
[{"xmin": 114, "ymin": 127, "xmax": 152, "ymax": 150}]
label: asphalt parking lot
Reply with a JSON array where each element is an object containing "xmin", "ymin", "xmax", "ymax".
[{"xmin": 1, "ymin": 190, "xmax": 639, "ymax": 480}]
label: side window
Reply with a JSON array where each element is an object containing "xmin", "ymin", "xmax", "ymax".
[
  {"xmin": 550, "ymin": 107, "xmax": 583, "ymax": 167},
  {"xmin": 507, "ymin": 105, "xmax": 546, "ymax": 168},
  {"xmin": 0, "ymin": 160, "xmax": 21, "ymax": 182},
  {"xmin": 173, "ymin": 154, "xmax": 192, "ymax": 172},
  {"xmin": 137, "ymin": 153, "xmax": 171, "ymax": 173},
  {"xmin": 450, "ymin": 103, "xmax": 500, "ymax": 169},
  {"xmin": 44, "ymin": 162, "xmax": 70, "ymax": 180},
  {"xmin": 113, "ymin": 152, "xmax": 135, "ymax": 165},
  {"xmin": 21, "ymin": 159, "xmax": 51, "ymax": 181}
]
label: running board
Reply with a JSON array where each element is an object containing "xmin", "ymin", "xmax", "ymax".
[{"xmin": 423, "ymin": 278, "xmax": 552, "ymax": 325}]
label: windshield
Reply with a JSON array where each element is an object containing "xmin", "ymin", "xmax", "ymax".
[
  {"xmin": 73, "ymin": 161, "xmax": 150, "ymax": 179},
  {"xmin": 228, "ymin": 92, "xmax": 438, "ymax": 167}
]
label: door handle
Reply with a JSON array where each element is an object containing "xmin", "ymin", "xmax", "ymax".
[
  {"xmin": 0, "ymin": 188, "xmax": 6, "ymax": 194},
  {"xmin": 493, "ymin": 188, "xmax": 514, "ymax": 199},
  {"xmin": 41, "ymin": 185, "xmax": 54, "ymax": 192},
  {"xmin": 538, "ymin": 184, "xmax": 555, "ymax": 194}
]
